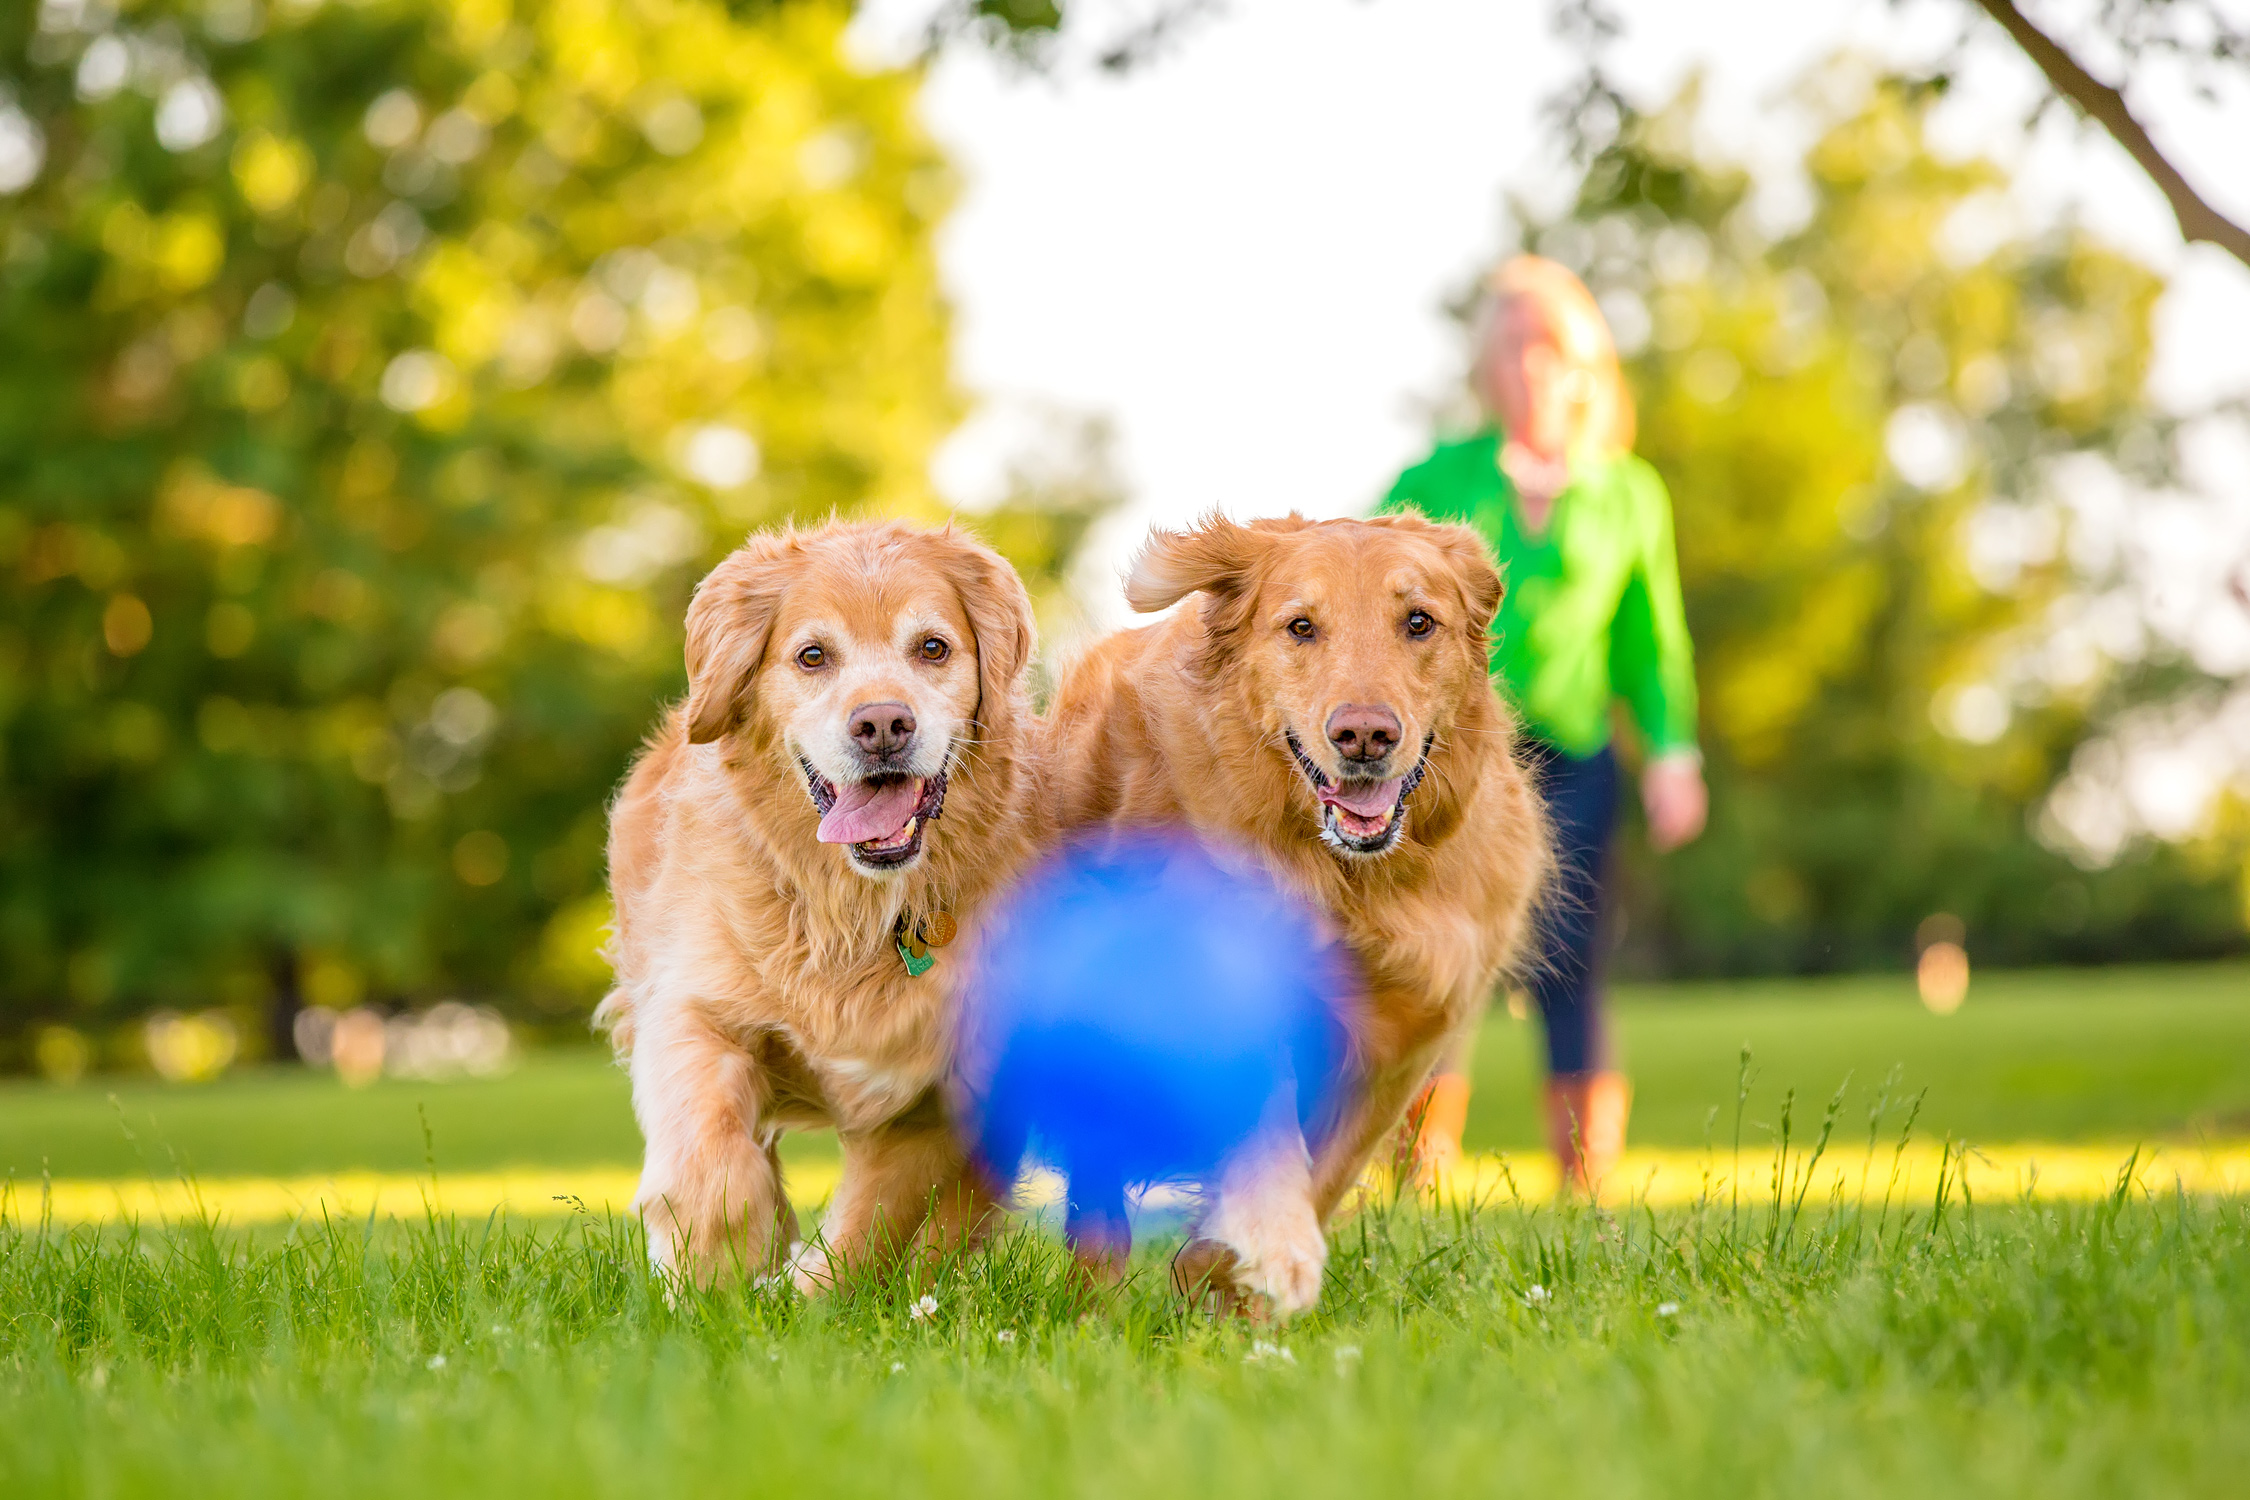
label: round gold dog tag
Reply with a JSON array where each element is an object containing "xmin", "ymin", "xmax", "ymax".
[{"xmin": 922, "ymin": 911, "xmax": 957, "ymax": 949}]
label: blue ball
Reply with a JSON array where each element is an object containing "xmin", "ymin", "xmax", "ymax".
[{"xmin": 960, "ymin": 833, "xmax": 1355, "ymax": 1249}]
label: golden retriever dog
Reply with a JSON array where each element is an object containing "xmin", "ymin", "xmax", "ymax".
[
  {"xmin": 1046, "ymin": 513, "xmax": 1549, "ymax": 1318},
  {"xmin": 597, "ymin": 518, "xmax": 1040, "ymax": 1288}
]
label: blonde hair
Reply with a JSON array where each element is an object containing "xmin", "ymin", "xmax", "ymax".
[{"xmin": 1473, "ymin": 255, "xmax": 1636, "ymax": 460}]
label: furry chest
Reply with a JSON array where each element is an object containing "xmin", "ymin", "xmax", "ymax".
[
  {"xmin": 749, "ymin": 1018, "xmax": 947, "ymax": 1134},
  {"xmin": 1350, "ymin": 903, "xmax": 1502, "ymax": 1016},
  {"xmin": 754, "ymin": 948, "xmax": 958, "ymax": 1123}
]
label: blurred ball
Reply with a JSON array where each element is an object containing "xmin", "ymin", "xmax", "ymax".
[{"xmin": 960, "ymin": 833, "xmax": 1355, "ymax": 1250}]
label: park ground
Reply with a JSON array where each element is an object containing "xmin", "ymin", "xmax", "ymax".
[{"xmin": 2, "ymin": 963, "xmax": 2247, "ymax": 1496}]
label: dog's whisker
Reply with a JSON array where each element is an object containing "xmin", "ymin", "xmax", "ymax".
[{"xmin": 947, "ymin": 739, "xmax": 997, "ymax": 776}]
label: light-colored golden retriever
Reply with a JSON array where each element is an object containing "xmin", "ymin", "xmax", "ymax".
[
  {"xmin": 597, "ymin": 518, "xmax": 1039, "ymax": 1288},
  {"xmin": 1046, "ymin": 513, "xmax": 1549, "ymax": 1317}
]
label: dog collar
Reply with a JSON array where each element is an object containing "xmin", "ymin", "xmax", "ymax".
[{"xmin": 893, "ymin": 909, "xmax": 956, "ymax": 978}]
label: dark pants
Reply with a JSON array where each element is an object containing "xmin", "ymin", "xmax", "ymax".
[{"xmin": 1522, "ymin": 741, "xmax": 1618, "ymax": 1077}]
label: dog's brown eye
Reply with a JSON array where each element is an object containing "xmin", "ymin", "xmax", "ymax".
[
  {"xmin": 796, "ymin": 644, "xmax": 826, "ymax": 670},
  {"xmin": 1287, "ymin": 617, "xmax": 1316, "ymax": 641},
  {"xmin": 919, "ymin": 636, "xmax": 949, "ymax": 663},
  {"xmin": 1405, "ymin": 610, "xmax": 1435, "ymax": 638}
]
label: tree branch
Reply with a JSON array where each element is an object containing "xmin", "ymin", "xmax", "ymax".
[{"xmin": 1972, "ymin": 0, "xmax": 2250, "ymax": 268}]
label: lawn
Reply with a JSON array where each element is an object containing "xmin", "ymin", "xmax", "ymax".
[
  {"xmin": 2, "ymin": 962, "xmax": 2248, "ymax": 1497},
  {"xmin": 1468, "ymin": 960, "xmax": 2250, "ymax": 1149},
  {"xmin": 3, "ymin": 1180, "xmax": 2245, "ymax": 1496},
  {"xmin": 3, "ymin": 963, "xmax": 2245, "ymax": 1184}
]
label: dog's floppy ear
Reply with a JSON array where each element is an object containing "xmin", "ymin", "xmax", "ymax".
[
  {"xmin": 1128, "ymin": 515, "xmax": 1299, "ymax": 674},
  {"xmin": 1124, "ymin": 514, "xmax": 1263, "ymax": 614},
  {"xmin": 682, "ymin": 532, "xmax": 798, "ymax": 744},
  {"xmin": 932, "ymin": 526, "xmax": 1037, "ymax": 735},
  {"xmin": 1422, "ymin": 521, "xmax": 1505, "ymax": 644}
]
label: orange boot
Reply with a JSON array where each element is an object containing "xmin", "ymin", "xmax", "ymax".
[
  {"xmin": 1395, "ymin": 1072, "xmax": 1472, "ymax": 1189},
  {"xmin": 1545, "ymin": 1071, "xmax": 1631, "ymax": 1196}
]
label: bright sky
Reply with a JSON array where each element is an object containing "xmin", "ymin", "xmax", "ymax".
[{"xmin": 856, "ymin": 0, "xmax": 2250, "ymax": 641}]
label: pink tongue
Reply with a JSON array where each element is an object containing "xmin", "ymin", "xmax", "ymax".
[
  {"xmin": 1323, "ymin": 778, "xmax": 1403, "ymax": 818},
  {"xmin": 817, "ymin": 778, "xmax": 923, "ymax": 844}
]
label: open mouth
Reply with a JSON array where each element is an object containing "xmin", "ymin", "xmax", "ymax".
[
  {"xmin": 1285, "ymin": 731, "xmax": 1432, "ymax": 855},
  {"xmin": 802, "ymin": 759, "xmax": 949, "ymax": 871}
]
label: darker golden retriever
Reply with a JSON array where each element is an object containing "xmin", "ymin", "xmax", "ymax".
[
  {"xmin": 1046, "ymin": 513, "xmax": 1550, "ymax": 1316},
  {"xmin": 597, "ymin": 519, "xmax": 1040, "ymax": 1288}
]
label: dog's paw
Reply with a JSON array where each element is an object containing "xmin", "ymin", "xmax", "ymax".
[
  {"xmin": 750, "ymin": 1240, "xmax": 808, "ymax": 1294},
  {"xmin": 1232, "ymin": 1222, "xmax": 1327, "ymax": 1321},
  {"xmin": 787, "ymin": 1240, "xmax": 835, "ymax": 1295},
  {"xmin": 1172, "ymin": 1237, "xmax": 1247, "ymax": 1312},
  {"xmin": 1181, "ymin": 1192, "xmax": 1328, "ymax": 1321},
  {"xmin": 1245, "ymin": 1222, "xmax": 1327, "ymax": 1318},
  {"xmin": 634, "ymin": 1211, "xmax": 690, "ymax": 1306},
  {"xmin": 1180, "ymin": 1119, "xmax": 1330, "ymax": 1320},
  {"xmin": 637, "ymin": 1202, "xmax": 682, "ymax": 1272}
]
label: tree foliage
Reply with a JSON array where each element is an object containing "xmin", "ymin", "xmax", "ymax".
[
  {"xmin": 0, "ymin": 0, "xmax": 1095, "ymax": 1057},
  {"xmin": 1965, "ymin": 0, "xmax": 2250, "ymax": 267},
  {"xmin": 1512, "ymin": 67, "xmax": 2244, "ymax": 974}
]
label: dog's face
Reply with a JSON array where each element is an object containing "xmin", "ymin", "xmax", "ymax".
[
  {"xmin": 1128, "ymin": 515, "xmax": 1502, "ymax": 858},
  {"xmin": 681, "ymin": 523, "xmax": 1033, "ymax": 878}
]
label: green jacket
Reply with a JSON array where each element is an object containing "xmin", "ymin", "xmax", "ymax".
[{"xmin": 1381, "ymin": 429, "xmax": 1699, "ymax": 759}]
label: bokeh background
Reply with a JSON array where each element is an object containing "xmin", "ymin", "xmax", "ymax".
[{"xmin": 2, "ymin": 0, "xmax": 2246, "ymax": 1088}]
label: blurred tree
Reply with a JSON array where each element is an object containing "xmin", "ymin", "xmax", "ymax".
[
  {"xmin": 0, "ymin": 0, "xmax": 1054, "ymax": 1060},
  {"xmin": 1546, "ymin": 0, "xmax": 2250, "ymax": 269},
  {"xmin": 953, "ymin": 406, "xmax": 1124, "ymax": 662},
  {"xmin": 1502, "ymin": 66, "xmax": 2245, "ymax": 974},
  {"xmin": 1965, "ymin": 0, "xmax": 2249, "ymax": 267},
  {"xmin": 923, "ymin": 0, "xmax": 1217, "ymax": 72}
]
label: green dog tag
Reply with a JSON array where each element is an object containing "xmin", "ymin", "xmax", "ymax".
[{"xmin": 897, "ymin": 937, "xmax": 935, "ymax": 977}]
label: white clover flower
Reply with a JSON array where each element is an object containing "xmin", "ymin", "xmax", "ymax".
[
  {"xmin": 889, "ymin": 1361, "xmax": 905, "ymax": 1374},
  {"xmin": 426, "ymin": 1353, "xmax": 446, "ymax": 1370},
  {"xmin": 1245, "ymin": 1340, "xmax": 1295, "ymax": 1365},
  {"xmin": 908, "ymin": 1293, "xmax": 938, "ymax": 1322},
  {"xmin": 995, "ymin": 1329, "xmax": 1017, "ymax": 1345},
  {"xmin": 1657, "ymin": 1301, "xmax": 1682, "ymax": 1317},
  {"xmin": 1524, "ymin": 1284, "xmax": 1550, "ymax": 1305}
]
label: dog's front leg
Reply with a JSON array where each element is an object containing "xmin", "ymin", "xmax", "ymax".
[
  {"xmin": 629, "ymin": 1001, "xmax": 790, "ymax": 1287},
  {"xmin": 1304, "ymin": 1039, "xmax": 1453, "ymax": 1221},
  {"xmin": 1175, "ymin": 1008, "xmax": 1456, "ymax": 1319},
  {"xmin": 792, "ymin": 1122, "xmax": 1001, "ymax": 1293},
  {"xmin": 1174, "ymin": 1096, "xmax": 1328, "ymax": 1321}
]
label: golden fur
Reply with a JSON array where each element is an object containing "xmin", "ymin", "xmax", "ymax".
[
  {"xmin": 1046, "ymin": 512, "xmax": 1551, "ymax": 1316},
  {"xmin": 597, "ymin": 519, "xmax": 1041, "ymax": 1288}
]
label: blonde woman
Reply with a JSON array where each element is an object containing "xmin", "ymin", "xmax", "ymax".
[{"xmin": 1382, "ymin": 256, "xmax": 1706, "ymax": 1192}]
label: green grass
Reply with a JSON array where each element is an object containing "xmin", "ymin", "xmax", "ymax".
[
  {"xmin": 4, "ymin": 964, "xmax": 2248, "ymax": 1495},
  {"xmin": 4, "ymin": 963, "xmax": 2245, "ymax": 1183},
  {"xmin": 0, "ymin": 1049, "xmax": 648, "ymax": 1181},
  {"xmin": 3, "ymin": 1176, "xmax": 2245, "ymax": 1496},
  {"xmin": 1470, "ymin": 961, "xmax": 2250, "ymax": 1150}
]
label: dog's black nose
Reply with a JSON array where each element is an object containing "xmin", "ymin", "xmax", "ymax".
[
  {"xmin": 849, "ymin": 701, "xmax": 916, "ymax": 757},
  {"xmin": 1326, "ymin": 704, "xmax": 1400, "ymax": 762}
]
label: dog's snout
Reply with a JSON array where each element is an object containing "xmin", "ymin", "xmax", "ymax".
[
  {"xmin": 848, "ymin": 701, "xmax": 917, "ymax": 757},
  {"xmin": 1326, "ymin": 704, "xmax": 1401, "ymax": 763}
]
